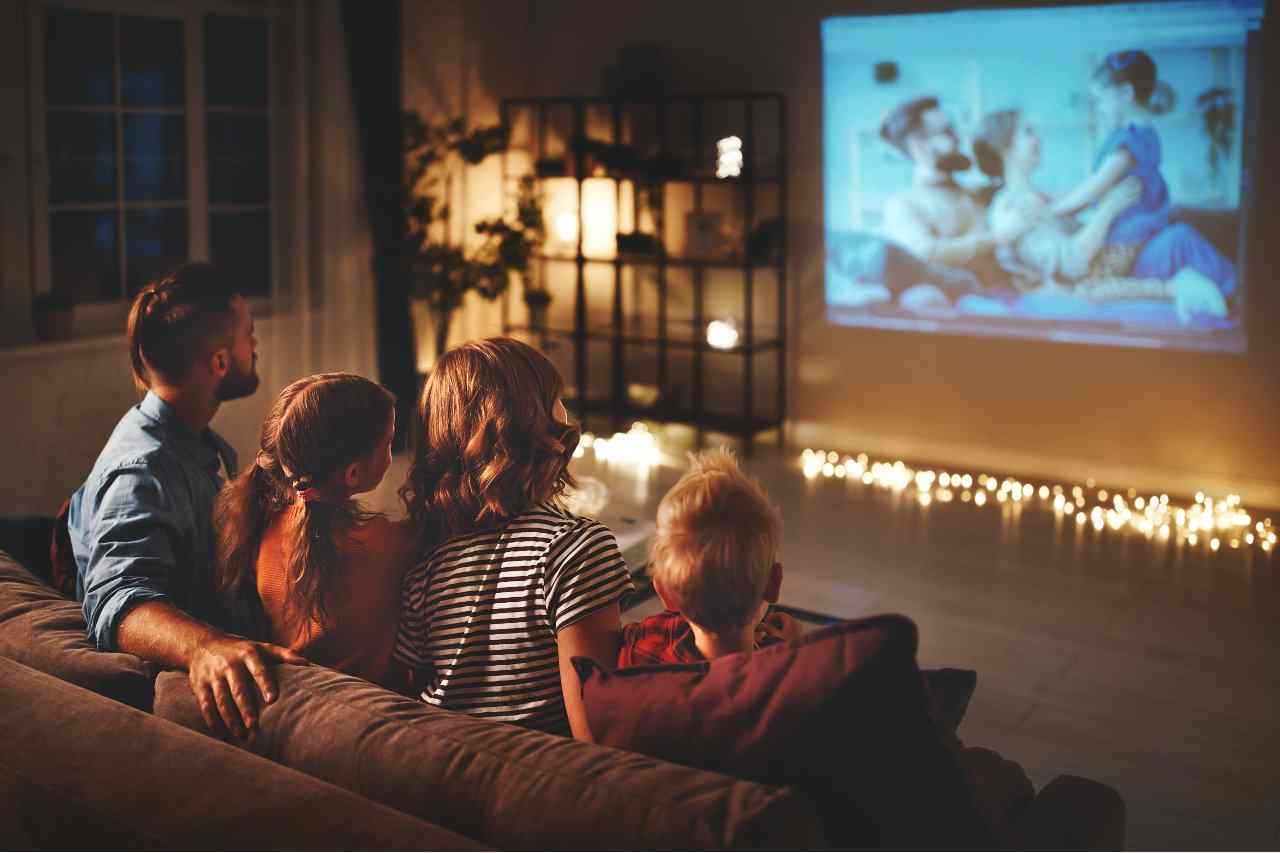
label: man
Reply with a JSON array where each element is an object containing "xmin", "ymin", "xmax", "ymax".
[
  {"xmin": 69, "ymin": 262, "xmax": 305, "ymax": 738},
  {"xmin": 880, "ymin": 96, "xmax": 1029, "ymax": 276}
]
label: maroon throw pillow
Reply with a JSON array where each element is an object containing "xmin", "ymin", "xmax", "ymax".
[{"xmin": 574, "ymin": 614, "xmax": 993, "ymax": 849}]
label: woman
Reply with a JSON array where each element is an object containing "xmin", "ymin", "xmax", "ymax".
[
  {"xmin": 972, "ymin": 109, "xmax": 1227, "ymax": 324},
  {"xmin": 394, "ymin": 337, "xmax": 633, "ymax": 740}
]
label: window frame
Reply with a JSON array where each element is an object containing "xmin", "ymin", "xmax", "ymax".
[{"xmin": 26, "ymin": 0, "xmax": 279, "ymax": 339}]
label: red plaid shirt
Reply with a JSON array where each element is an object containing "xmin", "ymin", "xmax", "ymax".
[{"xmin": 617, "ymin": 609, "xmax": 797, "ymax": 667}]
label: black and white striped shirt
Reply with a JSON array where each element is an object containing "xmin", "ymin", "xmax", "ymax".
[{"xmin": 394, "ymin": 503, "xmax": 634, "ymax": 735}]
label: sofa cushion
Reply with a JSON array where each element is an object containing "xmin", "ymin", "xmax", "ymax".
[
  {"xmin": 575, "ymin": 614, "xmax": 993, "ymax": 849},
  {"xmin": 155, "ymin": 664, "xmax": 824, "ymax": 849},
  {"xmin": 0, "ymin": 656, "xmax": 479, "ymax": 849},
  {"xmin": 0, "ymin": 550, "xmax": 154, "ymax": 710}
]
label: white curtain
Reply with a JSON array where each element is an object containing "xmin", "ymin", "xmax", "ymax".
[{"xmin": 213, "ymin": 0, "xmax": 380, "ymax": 458}]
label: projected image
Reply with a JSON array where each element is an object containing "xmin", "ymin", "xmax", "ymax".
[{"xmin": 822, "ymin": 1, "xmax": 1263, "ymax": 351}]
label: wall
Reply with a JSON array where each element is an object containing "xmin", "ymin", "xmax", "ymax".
[
  {"xmin": 0, "ymin": 314, "xmax": 294, "ymax": 516},
  {"xmin": 406, "ymin": 0, "xmax": 1280, "ymax": 505},
  {"xmin": 0, "ymin": 0, "xmax": 377, "ymax": 518}
]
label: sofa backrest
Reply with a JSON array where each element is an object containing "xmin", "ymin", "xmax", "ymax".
[
  {"xmin": 0, "ymin": 656, "xmax": 481, "ymax": 849},
  {"xmin": 155, "ymin": 664, "xmax": 826, "ymax": 849},
  {"xmin": 0, "ymin": 549, "xmax": 155, "ymax": 709}
]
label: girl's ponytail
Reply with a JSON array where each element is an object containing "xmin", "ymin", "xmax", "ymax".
[
  {"xmin": 215, "ymin": 456, "xmax": 290, "ymax": 600},
  {"xmin": 282, "ymin": 473, "xmax": 355, "ymax": 638}
]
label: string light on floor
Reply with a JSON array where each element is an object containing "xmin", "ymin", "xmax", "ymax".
[
  {"xmin": 573, "ymin": 423, "xmax": 662, "ymax": 467},
  {"xmin": 799, "ymin": 448, "xmax": 1277, "ymax": 554}
]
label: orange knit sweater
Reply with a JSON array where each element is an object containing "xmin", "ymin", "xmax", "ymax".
[{"xmin": 255, "ymin": 507, "xmax": 409, "ymax": 688}]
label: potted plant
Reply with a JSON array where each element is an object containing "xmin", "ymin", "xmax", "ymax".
[
  {"xmin": 32, "ymin": 286, "xmax": 74, "ymax": 343},
  {"xmin": 524, "ymin": 285, "xmax": 552, "ymax": 331},
  {"xmin": 472, "ymin": 174, "xmax": 548, "ymax": 329},
  {"xmin": 404, "ymin": 112, "xmax": 542, "ymax": 359}
]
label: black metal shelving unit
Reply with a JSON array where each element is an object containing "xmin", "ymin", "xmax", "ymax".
[{"xmin": 500, "ymin": 93, "xmax": 787, "ymax": 451}]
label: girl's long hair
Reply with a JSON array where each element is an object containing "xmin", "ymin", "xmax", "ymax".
[
  {"xmin": 216, "ymin": 373, "xmax": 395, "ymax": 635},
  {"xmin": 400, "ymin": 337, "xmax": 579, "ymax": 549}
]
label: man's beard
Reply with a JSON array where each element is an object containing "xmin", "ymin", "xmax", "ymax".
[
  {"xmin": 936, "ymin": 152, "xmax": 972, "ymax": 173},
  {"xmin": 216, "ymin": 359, "xmax": 260, "ymax": 401}
]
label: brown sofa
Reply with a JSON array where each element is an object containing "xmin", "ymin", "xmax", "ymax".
[{"xmin": 0, "ymin": 543, "xmax": 1124, "ymax": 849}]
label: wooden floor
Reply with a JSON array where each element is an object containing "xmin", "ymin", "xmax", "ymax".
[{"xmin": 370, "ymin": 443, "xmax": 1280, "ymax": 850}]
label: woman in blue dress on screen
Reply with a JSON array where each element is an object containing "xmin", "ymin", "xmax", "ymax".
[{"xmin": 1049, "ymin": 49, "xmax": 1237, "ymax": 303}]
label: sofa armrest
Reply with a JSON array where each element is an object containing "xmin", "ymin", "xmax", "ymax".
[{"xmin": 0, "ymin": 656, "xmax": 480, "ymax": 849}]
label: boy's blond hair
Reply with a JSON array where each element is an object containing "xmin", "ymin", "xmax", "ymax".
[{"xmin": 648, "ymin": 447, "xmax": 781, "ymax": 633}]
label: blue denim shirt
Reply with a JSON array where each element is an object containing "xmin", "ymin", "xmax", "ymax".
[{"xmin": 69, "ymin": 392, "xmax": 253, "ymax": 650}]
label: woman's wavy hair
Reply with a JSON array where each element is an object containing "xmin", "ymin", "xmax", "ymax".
[
  {"xmin": 400, "ymin": 337, "xmax": 580, "ymax": 547},
  {"xmin": 215, "ymin": 373, "xmax": 395, "ymax": 636}
]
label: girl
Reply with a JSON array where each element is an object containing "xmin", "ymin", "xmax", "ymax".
[
  {"xmin": 215, "ymin": 373, "xmax": 407, "ymax": 689},
  {"xmin": 1050, "ymin": 49, "xmax": 1237, "ymax": 301},
  {"xmin": 394, "ymin": 337, "xmax": 633, "ymax": 740}
]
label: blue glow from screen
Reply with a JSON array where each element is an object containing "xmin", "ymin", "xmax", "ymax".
[{"xmin": 822, "ymin": 0, "xmax": 1264, "ymax": 352}]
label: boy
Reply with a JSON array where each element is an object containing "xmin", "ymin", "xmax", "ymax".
[
  {"xmin": 618, "ymin": 447, "xmax": 1038, "ymax": 840},
  {"xmin": 619, "ymin": 447, "xmax": 800, "ymax": 666}
]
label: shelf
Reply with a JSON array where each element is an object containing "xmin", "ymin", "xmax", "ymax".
[
  {"xmin": 506, "ymin": 325, "xmax": 784, "ymax": 355},
  {"xmin": 565, "ymin": 398, "xmax": 784, "ymax": 439},
  {"xmin": 502, "ymin": 91, "xmax": 787, "ymax": 452},
  {"xmin": 506, "ymin": 92, "xmax": 785, "ymax": 106},
  {"xmin": 534, "ymin": 252, "xmax": 783, "ymax": 271},
  {"xmin": 529, "ymin": 169, "xmax": 784, "ymax": 185}
]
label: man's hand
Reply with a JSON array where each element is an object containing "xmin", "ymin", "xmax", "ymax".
[{"xmin": 188, "ymin": 635, "xmax": 308, "ymax": 738}]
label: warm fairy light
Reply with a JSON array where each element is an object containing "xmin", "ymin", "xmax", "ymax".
[
  {"xmin": 706, "ymin": 319, "xmax": 740, "ymax": 350},
  {"xmin": 716, "ymin": 136, "xmax": 744, "ymax": 179},
  {"xmin": 588, "ymin": 423, "xmax": 661, "ymax": 467},
  {"xmin": 794, "ymin": 448, "xmax": 1276, "ymax": 555}
]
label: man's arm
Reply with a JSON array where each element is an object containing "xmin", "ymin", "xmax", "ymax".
[
  {"xmin": 83, "ymin": 467, "xmax": 305, "ymax": 736},
  {"xmin": 884, "ymin": 194, "xmax": 992, "ymax": 267},
  {"xmin": 117, "ymin": 601, "xmax": 305, "ymax": 737}
]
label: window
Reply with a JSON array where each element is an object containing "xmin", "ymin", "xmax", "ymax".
[{"xmin": 30, "ymin": 2, "xmax": 272, "ymax": 333}]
